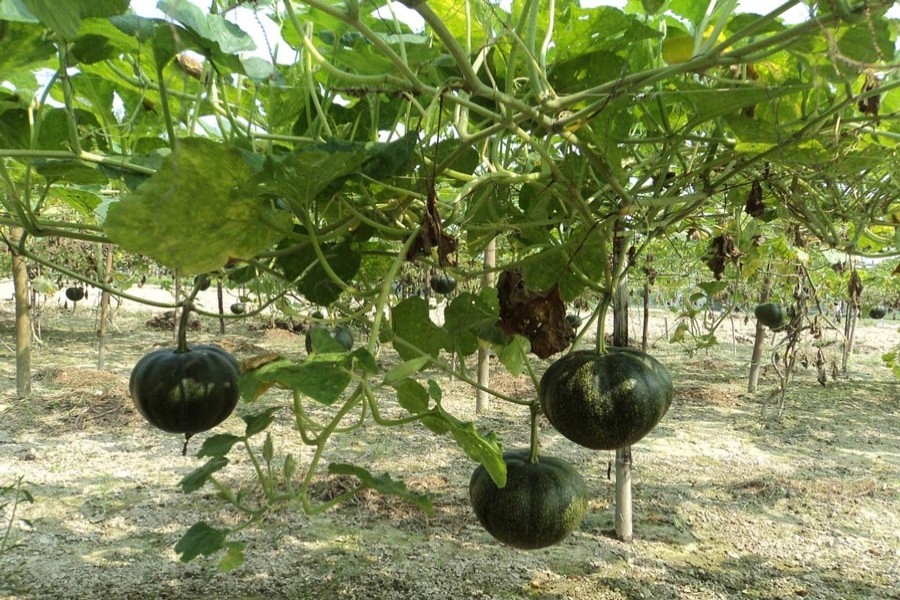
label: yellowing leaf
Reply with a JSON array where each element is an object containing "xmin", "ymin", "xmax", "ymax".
[{"xmin": 103, "ymin": 138, "xmax": 291, "ymax": 275}]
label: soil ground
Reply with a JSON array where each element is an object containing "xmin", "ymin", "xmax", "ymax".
[{"xmin": 0, "ymin": 286, "xmax": 898, "ymax": 600}]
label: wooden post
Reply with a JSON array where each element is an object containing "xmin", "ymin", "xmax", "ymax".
[
  {"xmin": 97, "ymin": 243, "xmax": 115, "ymax": 369},
  {"xmin": 612, "ymin": 227, "xmax": 632, "ymax": 542},
  {"xmin": 476, "ymin": 237, "xmax": 496, "ymax": 414},
  {"xmin": 9, "ymin": 227, "xmax": 32, "ymax": 398}
]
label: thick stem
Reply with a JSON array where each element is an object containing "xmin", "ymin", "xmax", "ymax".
[
  {"xmin": 175, "ymin": 278, "xmax": 205, "ymax": 353},
  {"xmin": 748, "ymin": 273, "xmax": 773, "ymax": 393}
]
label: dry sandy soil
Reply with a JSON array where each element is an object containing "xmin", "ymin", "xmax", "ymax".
[{"xmin": 0, "ymin": 288, "xmax": 897, "ymax": 599}]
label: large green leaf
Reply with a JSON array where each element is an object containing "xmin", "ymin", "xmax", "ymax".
[
  {"xmin": 391, "ymin": 296, "xmax": 449, "ymax": 361},
  {"xmin": 0, "ymin": 21, "xmax": 56, "ymax": 77},
  {"xmin": 158, "ymin": 0, "xmax": 254, "ymax": 54},
  {"xmin": 276, "ymin": 240, "xmax": 361, "ymax": 306},
  {"xmin": 103, "ymin": 138, "xmax": 291, "ymax": 275},
  {"xmin": 239, "ymin": 357, "xmax": 352, "ymax": 405},
  {"xmin": 21, "ymin": 0, "xmax": 128, "ymax": 39},
  {"xmin": 443, "ymin": 290, "xmax": 505, "ymax": 355},
  {"xmin": 253, "ymin": 149, "xmax": 369, "ymax": 211}
]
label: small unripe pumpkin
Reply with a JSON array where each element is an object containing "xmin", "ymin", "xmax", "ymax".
[
  {"xmin": 869, "ymin": 306, "xmax": 887, "ymax": 320},
  {"xmin": 754, "ymin": 302, "xmax": 784, "ymax": 329},
  {"xmin": 129, "ymin": 344, "xmax": 240, "ymax": 435},
  {"xmin": 194, "ymin": 274, "xmax": 211, "ymax": 291},
  {"xmin": 65, "ymin": 286, "xmax": 85, "ymax": 302},
  {"xmin": 430, "ymin": 274, "xmax": 457, "ymax": 295},
  {"xmin": 230, "ymin": 302, "xmax": 246, "ymax": 315},
  {"xmin": 469, "ymin": 449, "xmax": 588, "ymax": 550}
]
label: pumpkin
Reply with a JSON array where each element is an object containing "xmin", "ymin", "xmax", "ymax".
[
  {"xmin": 430, "ymin": 274, "xmax": 457, "ymax": 295},
  {"xmin": 129, "ymin": 344, "xmax": 240, "ymax": 435},
  {"xmin": 332, "ymin": 325, "xmax": 354, "ymax": 350},
  {"xmin": 469, "ymin": 449, "xmax": 588, "ymax": 550},
  {"xmin": 305, "ymin": 325, "xmax": 353, "ymax": 353},
  {"xmin": 65, "ymin": 286, "xmax": 85, "ymax": 302},
  {"xmin": 539, "ymin": 348, "xmax": 673, "ymax": 450},
  {"xmin": 754, "ymin": 303, "xmax": 784, "ymax": 329},
  {"xmin": 565, "ymin": 314, "xmax": 582, "ymax": 328},
  {"xmin": 869, "ymin": 306, "xmax": 887, "ymax": 320},
  {"xmin": 230, "ymin": 302, "xmax": 246, "ymax": 315},
  {"xmin": 193, "ymin": 274, "xmax": 211, "ymax": 291}
]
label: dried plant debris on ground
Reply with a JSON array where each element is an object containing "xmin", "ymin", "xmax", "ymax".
[{"xmin": 0, "ymin": 305, "xmax": 898, "ymax": 599}]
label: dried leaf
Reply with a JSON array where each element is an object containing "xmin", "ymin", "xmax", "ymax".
[{"xmin": 497, "ymin": 270, "xmax": 574, "ymax": 359}]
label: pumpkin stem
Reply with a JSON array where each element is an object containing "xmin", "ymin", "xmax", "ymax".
[
  {"xmin": 182, "ymin": 433, "xmax": 193, "ymax": 456},
  {"xmin": 176, "ymin": 278, "xmax": 205, "ymax": 353},
  {"xmin": 595, "ymin": 292, "xmax": 612, "ymax": 355},
  {"xmin": 528, "ymin": 401, "xmax": 540, "ymax": 463}
]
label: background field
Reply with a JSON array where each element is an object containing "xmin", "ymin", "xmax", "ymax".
[{"xmin": 0, "ymin": 290, "xmax": 897, "ymax": 599}]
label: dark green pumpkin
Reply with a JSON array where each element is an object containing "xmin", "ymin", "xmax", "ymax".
[
  {"xmin": 539, "ymin": 348, "xmax": 673, "ymax": 450},
  {"xmin": 869, "ymin": 306, "xmax": 887, "ymax": 320},
  {"xmin": 430, "ymin": 274, "xmax": 457, "ymax": 295},
  {"xmin": 332, "ymin": 325, "xmax": 354, "ymax": 350},
  {"xmin": 230, "ymin": 302, "xmax": 246, "ymax": 315},
  {"xmin": 129, "ymin": 344, "xmax": 240, "ymax": 435},
  {"xmin": 565, "ymin": 314, "xmax": 582, "ymax": 328},
  {"xmin": 193, "ymin": 274, "xmax": 211, "ymax": 291},
  {"xmin": 65, "ymin": 286, "xmax": 85, "ymax": 302},
  {"xmin": 305, "ymin": 325, "xmax": 353, "ymax": 353},
  {"xmin": 469, "ymin": 449, "xmax": 588, "ymax": 550},
  {"xmin": 754, "ymin": 302, "xmax": 784, "ymax": 328}
]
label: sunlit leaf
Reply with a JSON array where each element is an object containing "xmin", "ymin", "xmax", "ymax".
[{"xmin": 103, "ymin": 138, "xmax": 291, "ymax": 275}]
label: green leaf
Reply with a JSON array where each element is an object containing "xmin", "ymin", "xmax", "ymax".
[
  {"xmin": 443, "ymin": 291, "xmax": 504, "ymax": 354},
  {"xmin": 218, "ymin": 542, "xmax": 246, "ymax": 573},
  {"xmin": 520, "ymin": 246, "xmax": 569, "ymax": 293},
  {"xmin": 349, "ymin": 348, "xmax": 378, "ymax": 373},
  {"xmin": 179, "ymin": 457, "xmax": 228, "ymax": 493},
  {"xmin": 438, "ymin": 408, "xmax": 506, "ymax": 488},
  {"xmin": 22, "ymin": 0, "xmax": 128, "ymax": 39},
  {"xmin": 47, "ymin": 187, "xmax": 102, "ymax": 218},
  {"xmin": 327, "ymin": 463, "xmax": 434, "ymax": 516},
  {"xmin": 197, "ymin": 434, "xmax": 243, "ymax": 458},
  {"xmin": 426, "ymin": 379, "xmax": 442, "ymax": 403},
  {"xmin": 383, "ymin": 356, "xmax": 431, "ymax": 386},
  {"xmin": 103, "ymin": 138, "xmax": 291, "ymax": 275},
  {"xmin": 697, "ymin": 281, "xmax": 729, "ymax": 298},
  {"xmin": 497, "ymin": 335, "xmax": 530, "ymax": 375},
  {"xmin": 276, "ymin": 240, "xmax": 361, "ymax": 306},
  {"xmin": 174, "ymin": 522, "xmax": 228, "ymax": 563},
  {"xmin": 34, "ymin": 160, "xmax": 107, "ymax": 185},
  {"xmin": 305, "ymin": 327, "xmax": 350, "ymax": 354},
  {"xmin": 254, "ymin": 149, "xmax": 368, "ymax": 211},
  {"xmin": 158, "ymin": 0, "xmax": 255, "ymax": 54},
  {"xmin": 393, "ymin": 379, "xmax": 448, "ymax": 434},
  {"xmin": 243, "ymin": 407, "xmax": 280, "ymax": 437},
  {"xmin": 0, "ymin": 21, "xmax": 57, "ymax": 76},
  {"xmin": 239, "ymin": 358, "xmax": 352, "ymax": 405},
  {"xmin": 391, "ymin": 297, "xmax": 449, "ymax": 361}
]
